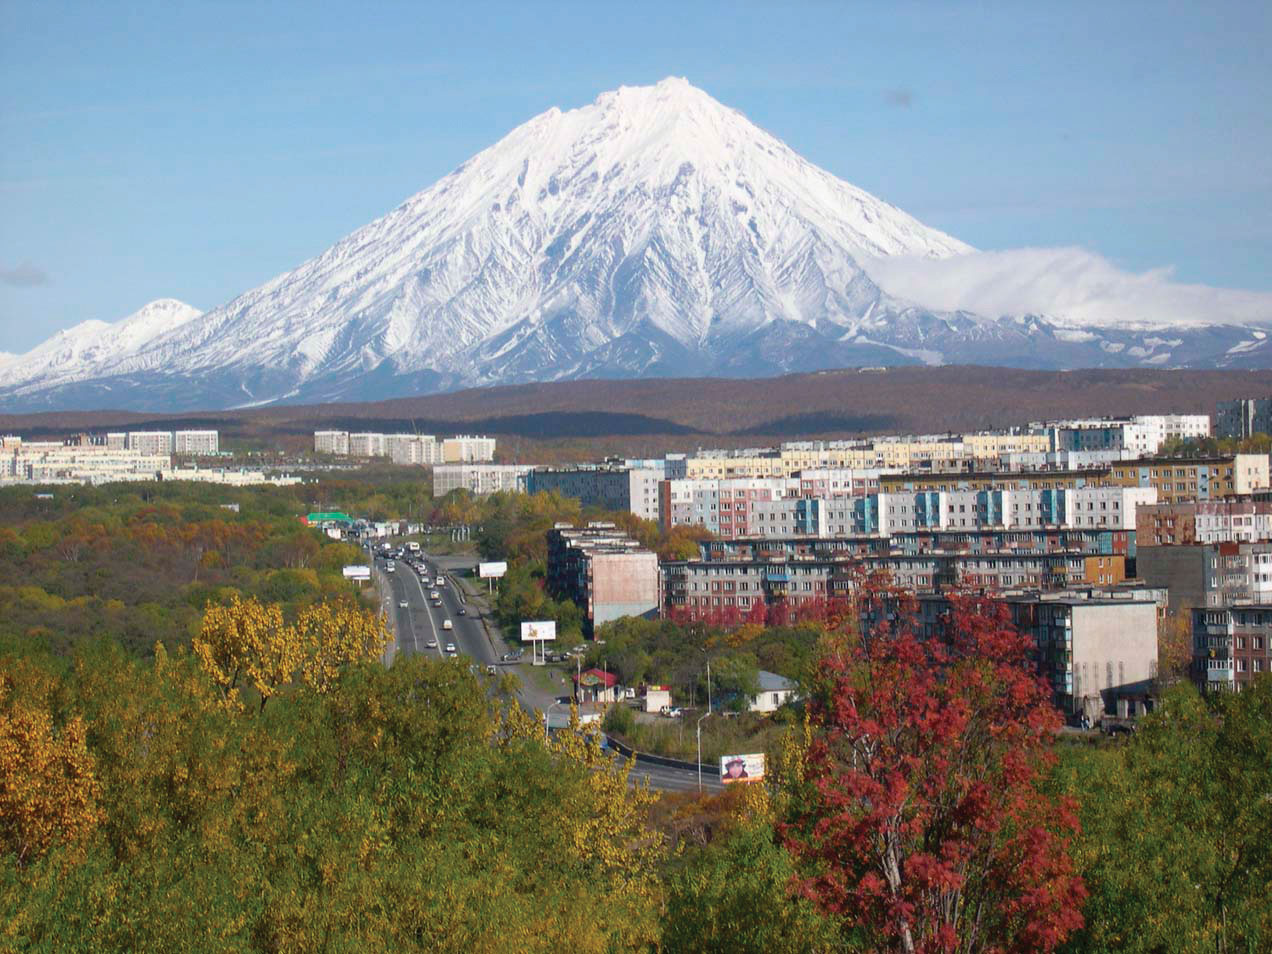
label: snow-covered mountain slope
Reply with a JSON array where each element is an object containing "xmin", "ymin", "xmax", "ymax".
[
  {"xmin": 1, "ymin": 78, "xmax": 1269, "ymax": 412},
  {"xmin": 3, "ymin": 299, "xmax": 201, "ymax": 388}
]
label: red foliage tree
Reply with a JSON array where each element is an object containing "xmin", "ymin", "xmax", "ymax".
[{"xmin": 783, "ymin": 585, "xmax": 1085, "ymax": 954}]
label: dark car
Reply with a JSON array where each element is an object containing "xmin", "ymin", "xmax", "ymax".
[{"xmin": 457, "ymin": 607, "xmax": 466, "ymax": 616}]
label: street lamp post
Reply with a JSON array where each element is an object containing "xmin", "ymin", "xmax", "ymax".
[
  {"xmin": 545, "ymin": 700, "xmax": 563, "ymax": 742},
  {"xmin": 696, "ymin": 650, "xmax": 713, "ymax": 793},
  {"xmin": 696, "ymin": 710, "xmax": 711, "ymax": 793}
]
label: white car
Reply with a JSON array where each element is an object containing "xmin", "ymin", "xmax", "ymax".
[
  {"xmin": 445, "ymin": 643, "xmax": 457, "ymax": 654},
  {"xmin": 435, "ymin": 576, "xmax": 445, "ymax": 586},
  {"xmin": 425, "ymin": 639, "xmax": 437, "ymax": 649},
  {"xmin": 398, "ymin": 600, "xmax": 408, "ymax": 608},
  {"xmin": 442, "ymin": 619, "xmax": 453, "ymax": 631}
]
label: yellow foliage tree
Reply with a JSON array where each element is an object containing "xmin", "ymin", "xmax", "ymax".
[
  {"xmin": 0, "ymin": 682, "xmax": 103, "ymax": 865},
  {"xmin": 195, "ymin": 595, "xmax": 389, "ymax": 708},
  {"xmin": 299, "ymin": 598, "xmax": 391, "ymax": 694}
]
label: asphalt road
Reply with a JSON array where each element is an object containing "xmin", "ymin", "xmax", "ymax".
[{"xmin": 373, "ymin": 543, "xmax": 722, "ymax": 793}]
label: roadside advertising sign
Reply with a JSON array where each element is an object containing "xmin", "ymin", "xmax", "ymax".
[{"xmin": 719, "ymin": 753, "xmax": 765, "ymax": 784}]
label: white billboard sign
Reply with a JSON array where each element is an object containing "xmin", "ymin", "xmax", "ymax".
[
  {"xmin": 342, "ymin": 565, "xmax": 371, "ymax": 581},
  {"xmin": 719, "ymin": 753, "xmax": 765, "ymax": 784},
  {"xmin": 479, "ymin": 561, "xmax": 508, "ymax": 579},
  {"xmin": 520, "ymin": 620, "xmax": 557, "ymax": 642}
]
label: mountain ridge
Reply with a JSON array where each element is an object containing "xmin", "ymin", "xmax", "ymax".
[{"xmin": 3, "ymin": 78, "xmax": 1270, "ymax": 412}]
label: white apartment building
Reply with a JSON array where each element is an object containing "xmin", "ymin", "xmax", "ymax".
[
  {"xmin": 432, "ymin": 463, "xmax": 531, "ymax": 497},
  {"xmin": 106, "ymin": 432, "xmax": 128, "ymax": 450},
  {"xmin": 1045, "ymin": 415, "xmax": 1211, "ymax": 456},
  {"xmin": 127, "ymin": 431, "xmax": 174, "ymax": 455},
  {"xmin": 348, "ymin": 432, "xmax": 387, "ymax": 458},
  {"xmin": 440, "ymin": 435, "xmax": 497, "ymax": 462},
  {"xmin": 314, "ymin": 430, "xmax": 351, "ymax": 455},
  {"xmin": 388, "ymin": 434, "xmax": 441, "ymax": 466},
  {"xmin": 173, "ymin": 430, "xmax": 220, "ymax": 455}
]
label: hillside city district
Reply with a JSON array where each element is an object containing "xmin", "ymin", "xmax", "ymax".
[{"xmin": 6, "ymin": 398, "xmax": 1272, "ymax": 786}]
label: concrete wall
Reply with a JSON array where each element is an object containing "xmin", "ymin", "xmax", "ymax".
[
  {"xmin": 1071, "ymin": 601, "xmax": 1158, "ymax": 719},
  {"xmin": 590, "ymin": 551, "xmax": 660, "ymax": 627},
  {"xmin": 1137, "ymin": 545, "xmax": 1206, "ymax": 616}
]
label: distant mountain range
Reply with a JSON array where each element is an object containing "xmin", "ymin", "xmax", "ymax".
[{"xmin": 3, "ymin": 77, "xmax": 1270, "ymax": 412}]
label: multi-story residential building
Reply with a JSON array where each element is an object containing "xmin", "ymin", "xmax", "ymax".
[
  {"xmin": 527, "ymin": 466, "xmax": 663, "ymax": 521},
  {"xmin": 663, "ymin": 482, "xmax": 1155, "ymax": 540},
  {"xmin": 877, "ymin": 455, "xmax": 1265, "ymax": 503},
  {"xmin": 546, "ymin": 523, "xmax": 659, "ymax": 634},
  {"xmin": 1107, "ymin": 454, "xmax": 1268, "ymax": 502},
  {"xmin": 440, "ymin": 435, "xmax": 497, "ymax": 462},
  {"xmin": 1044, "ymin": 415, "xmax": 1211, "ymax": 456},
  {"xmin": 1202, "ymin": 542, "xmax": 1272, "ymax": 607},
  {"xmin": 661, "ymin": 551, "xmax": 1126, "ymax": 621},
  {"xmin": 314, "ymin": 430, "xmax": 351, "ymax": 455},
  {"xmin": 387, "ymin": 434, "xmax": 441, "ymax": 466},
  {"xmin": 700, "ymin": 528, "xmax": 1134, "ymax": 563},
  {"xmin": 1, "ymin": 442, "xmax": 170, "ymax": 485},
  {"xmin": 1192, "ymin": 604, "xmax": 1272, "ymax": 692},
  {"xmin": 127, "ymin": 431, "xmax": 174, "ymax": 455},
  {"xmin": 106, "ymin": 432, "xmax": 128, "ymax": 450},
  {"xmin": 348, "ymin": 432, "xmax": 387, "ymax": 458},
  {"xmin": 1216, "ymin": 397, "xmax": 1272, "ymax": 439},
  {"xmin": 1139, "ymin": 498, "xmax": 1272, "ymax": 546},
  {"xmin": 918, "ymin": 590, "xmax": 1159, "ymax": 718},
  {"xmin": 173, "ymin": 430, "xmax": 220, "ymax": 455},
  {"xmin": 431, "ymin": 463, "xmax": 532, "ymax": 497}
]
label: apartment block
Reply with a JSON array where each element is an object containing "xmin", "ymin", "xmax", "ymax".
[
  {"xmin": 700, "ymin": 528, "xmax": 1133, "ymax": 563},
  {"xmin": 440, "ymin": 435, "xmax": 496, "ymax": 462},
  {"xmin": 348, "ymin": 433, "xmax": 387, "ymax": 458},
  {"xmin": 1044, "ymin": 415, "xmax": 1210, "ymax": 456},
  {"xmin": 546, "ymin": 523, "xmax": 659, "ymax": 634},
  {"xmin": 528, "ymin": 466, "xmax": 663, "ymax": 521},
  {"xmin": 1193, "ymin": 604, "xmax": 1272, "ymax": 691},
  {"xmin": 127, "ymin": 431, "xmax": 174, "ymax": 455},
  {"xmin": 660, "ymin": 551, "xmax": 1126, "ymax": 621},
  {"xmin": 918, "ymin": 590, "xmax": 1159, "ymax": 717},
  {"xmin": 173, "ymin": 430, "xmax": 220, "ymax": 455},
  {"xmin": 1216, "ymin": 398, "xmax": 1272, "ymax": 439},
  {"xmin": 1107, "ymin": 454, "xmax": 1268, "ymax": 502},
  {"xmin": 314, "ymin": 430, "xmax": 350, "ymax": 455},
  {"xmin": 1138, "ymin": 498, "xmax": 1272, "ymax": 546},
  {"xmin": 387, "ymin": 434, "xmax": 440, "ymax": 466},
  {"xmin": 432, "ymin": 463, "xmax": 532, "ymax": 497}
]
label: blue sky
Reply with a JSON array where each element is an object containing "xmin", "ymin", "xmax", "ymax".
[{"xmin": 1, "ymin": 0, "xmax": 1269, "ymax": 352}]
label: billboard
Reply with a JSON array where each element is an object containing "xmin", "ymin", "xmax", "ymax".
[
  {"xmin": 479, "ymin": 561, "xmax": 508, "ymax": 579},
  {"xmin": 719, "ymin": 753, "xmax": 765, "ymax": 784},
  {"xmin": 342, "ymin": 565, "xmax": 371, "ymax": 581},
  {"xmin": 520, "ymin": 620, "xmax": 557, "ymax": 642}
]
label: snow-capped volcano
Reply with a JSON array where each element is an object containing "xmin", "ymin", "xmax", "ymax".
[{"xmin": 2, "ymin": 78, "xmax": 1269, "ymax": 412}]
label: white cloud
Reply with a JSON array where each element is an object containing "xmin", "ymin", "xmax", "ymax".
[{"xmin": 861, "ymin": 247, "xmax": 1272, "ymax": 329}]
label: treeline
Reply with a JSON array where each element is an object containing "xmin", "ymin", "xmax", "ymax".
[
  {"xmin": 6, "ymin": 589, "xmax": 1270, "ymax": 951},
  {"xmin": 0, "ymin": 482, "xmax": 372, "ymax": 657}
]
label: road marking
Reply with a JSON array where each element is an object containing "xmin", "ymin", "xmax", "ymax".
[{"xmin": 406, "ymin": 563, "xmax": 445, "ymax": 658}]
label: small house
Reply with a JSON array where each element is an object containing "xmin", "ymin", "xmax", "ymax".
[{"xmin": 749, "ymin": 670, "xmax": 798, "ymax": 714}]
